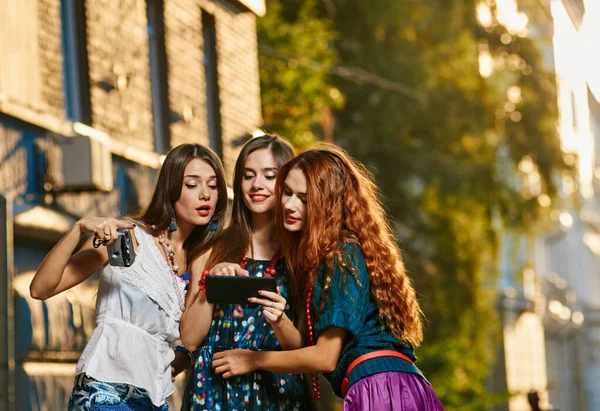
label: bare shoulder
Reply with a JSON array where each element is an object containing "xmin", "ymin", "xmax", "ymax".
[
  {"xmin": 127, "ymin": 220, "xmax": 156, "ymax": 252},
  {"xmin": 185, "ymin": 249, "xmax": 212, "ymax": 307},
  {"xmin": 190, "ymin": 249, "xmax": 212, "ymax": 280}
]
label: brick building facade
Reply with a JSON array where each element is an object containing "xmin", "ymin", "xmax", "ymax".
[{"xmin": 0, "ymin": 0, "xmax": 265, "ymax": 409}]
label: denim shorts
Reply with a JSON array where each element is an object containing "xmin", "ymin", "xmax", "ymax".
[{"xmin": 68, "ymin": 374, "xmax": 169, "ymax": 411}]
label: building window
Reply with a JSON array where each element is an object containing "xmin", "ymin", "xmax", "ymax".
[
  {"xmin": 61, "ymin": 0, "xmax": 92, "ymax": 124},
  {"xmin": 0, "ymin": 0, "xmax": 43, "ymax": 107},
  {"xmin": 147, "ymin": 0, "xmax": 170, "ymax": 154},
  {"xmin": 202, "ymin": 10, "xmax": 223, "ymax": 157}
]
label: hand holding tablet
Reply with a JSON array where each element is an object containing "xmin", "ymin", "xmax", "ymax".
[{"xmin": 205, "ymin": 275, "xmax": 278, "ymax": 306}]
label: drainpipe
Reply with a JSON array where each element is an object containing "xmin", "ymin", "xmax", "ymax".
[{"xmin": 0, "ymin": 195, "xmax": 16, "ymax": 411}]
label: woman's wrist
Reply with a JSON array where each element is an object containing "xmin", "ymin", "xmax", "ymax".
[
  {"xmin": 198, "ymin": 269, "xmax": 210, "ymax": 295},
  {"xmin": 175, "ymin": 344, "xmax": 194, "ymax": 362},
  {"xmin": 74, "ymin": 219, "xmax": 87, "ymax": 238},
  {"xmin": 271, "ymin": 314, "xmax": 304, "ymax": 350},
  {"xmin": 269, "ymin": 312, "xmax": 290, "ymax": 328},
  {"xmin": 252, "ymin": 351, "xmax": 264, "ymax": 372}
]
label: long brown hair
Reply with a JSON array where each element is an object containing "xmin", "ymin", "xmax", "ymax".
[
  {"xmin": 136, "ymin": 143, "xmax": 228, "ymax": 264},
  {"xmin": 275, "ymin": 145, "xmax": 424, "ymax": 346},
  {"xmin": 206, "ymin": 135, "xmax": 294, "ymax": 267}
]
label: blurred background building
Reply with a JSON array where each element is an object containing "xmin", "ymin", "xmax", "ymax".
[
  {"xmin": 0, "ymin": 0, "xmax": 265, "ymax": 409},
  {"xmin": 491, "ymin": 0, "xmax": 600, "ymax": 410},
  {"xmin": 2, "ymin": 0, "xmax": 599, "ymax": 410}
]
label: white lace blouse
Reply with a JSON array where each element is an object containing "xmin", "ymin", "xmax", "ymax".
[{"xmin": 75, "ymin": 226, "xmax": 186, "ymax": 406}]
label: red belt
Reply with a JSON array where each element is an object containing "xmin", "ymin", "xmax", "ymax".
[{"xmin": 341, "ymin": 350, "xmax": 413, "ymax": 397}]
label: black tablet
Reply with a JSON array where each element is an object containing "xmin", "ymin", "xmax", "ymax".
[{"xmin": 205, "ymin": 275, "xmax": 278, "ymax": 306}]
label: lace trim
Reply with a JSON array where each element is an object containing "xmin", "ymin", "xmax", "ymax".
[{"xmin": 114, "ymin": 227, "xmax": 186, "ymax": 322}]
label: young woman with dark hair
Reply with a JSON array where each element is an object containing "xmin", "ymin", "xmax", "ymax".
[
  {"xmin": 212, "ymin": 145, "xmax": 443, "ymax": 410},
  {"xmin": 180, "ymin": 135, "xmax": 309, "ymax": 410},
  {"xmin": 30, "ymin": 143, "xmax": 228, "ymax": 411}
]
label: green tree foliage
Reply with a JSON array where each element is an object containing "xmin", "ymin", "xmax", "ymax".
[
  {"xmin": 258, "ymin": 1, "xmax": 570, "ymax": 409},
  {"xmin": 257, "ymin": 0, "xmax": 342, "ymax": 148}
]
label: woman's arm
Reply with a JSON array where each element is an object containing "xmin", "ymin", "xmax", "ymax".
[
  {"xmin": 179, "ymin": 255, "xmax": 215, "ymax": 351},
  {"xmin": 249, "ymin": 290, "xmax": 304, "ymax": 350},
  {"xmin": 29, "ymin": 217, "xmax": 134, "ymax": 300},
  {"xmin": 180, "ymin": 259, "xmax": 251, "ymax": 351},
  {"xmin": 212, "ymin": 327, "xmax": 346, "ymax": 377},
  {"xmin": 173, "ymin": 253, "xmax": 213, "ymax": 375},
  {"xmin": 270, "ymin": 312, "xmax": 304, "ymax": 350}
]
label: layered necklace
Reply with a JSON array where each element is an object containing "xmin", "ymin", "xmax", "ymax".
[{"xmin": 154, "ymin": 227, "xmax": 190, "ymax": 289}]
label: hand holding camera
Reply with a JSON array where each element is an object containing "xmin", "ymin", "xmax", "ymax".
[
  {"xmin": 77, "ymin": 217, "xmax": 137, "ymax": 267},
  {"xmin": 77, "ymin": 217, "xmax": 135, "ymax": 244},
  {"xmin": 107, "ymin": 228, "xmax": 136, "ymax": 267}
]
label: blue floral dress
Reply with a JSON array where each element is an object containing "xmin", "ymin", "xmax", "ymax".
[{"xmin": 189, "ymin": 257, "xmax": 308, "ymax": 411}]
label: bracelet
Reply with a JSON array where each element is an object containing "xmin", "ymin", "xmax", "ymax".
[
  {"xmin": 175, "ymin": 345, "xmax": 194, "ymax": 361},
  {"xmin": 198, "ymin": 269, "xmax": 210, "ymax": 295},
  {"xmin": 92, "ymin": 237, "xmax": 106, "ymax": 249}
]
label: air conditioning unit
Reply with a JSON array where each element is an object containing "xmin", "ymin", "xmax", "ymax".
[{"xmin": 52, "ymin": 135, "xmax": 113, "ymax": 192}]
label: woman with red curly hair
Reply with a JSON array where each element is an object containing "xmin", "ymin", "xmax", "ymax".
[{"xmin": 212, "ymin": 145, "xmax": 442, "ymax": 410}]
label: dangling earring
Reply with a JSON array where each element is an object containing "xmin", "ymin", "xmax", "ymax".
[
  {"xmin": 169, "ymin": 209, "xmax": 177, "ymax": 232},
  {"xmin": 209, "ymin": 218, "xmax": 218, "ymax": 232}
]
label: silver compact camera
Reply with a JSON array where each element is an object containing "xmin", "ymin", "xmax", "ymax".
[{"xmin": 107, "ymin": 228, "xmax": 135, "ymax": 267}]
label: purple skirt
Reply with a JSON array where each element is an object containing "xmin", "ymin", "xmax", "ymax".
[{"xmin": 343, "ymin": 372, "xmax": 443, "ymax": 411}]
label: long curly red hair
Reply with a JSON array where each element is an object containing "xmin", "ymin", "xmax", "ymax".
[{"xmin": 275, "ymin": 145, "xmax": 423, "ymax": 346}]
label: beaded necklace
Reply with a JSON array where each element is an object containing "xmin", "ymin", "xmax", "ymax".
[
  {"xmin": 240, "ymin": 248, "xmax": 280, "ymax": 277},
  {"xmin": 306, "ymin": 284, "xmax": 321, "ymax": 402},
  {"xmin": 154, "ymin": 229, "xmax": 190, "ymax": 289}
]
